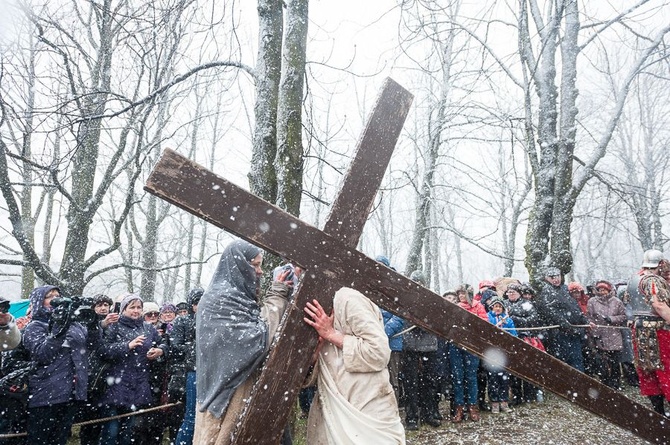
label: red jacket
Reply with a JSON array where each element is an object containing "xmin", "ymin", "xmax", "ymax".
[{"xmin": 458, "ymin": 300, "xmax": 488, "ymax": 320}]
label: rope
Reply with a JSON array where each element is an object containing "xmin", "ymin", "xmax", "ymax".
[
  {"xmin": 0, "ymin": 401, "xmax": 182, "ymax": 439},
  {"xmin": 500, "ymin": 323, "xmax": 632, "ymax": 331},
  {"xmin": 394, "ymin": 322, "xmax": 630, "ymax": 334}
]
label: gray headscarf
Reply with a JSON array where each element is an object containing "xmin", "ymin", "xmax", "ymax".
[{"xmin": 196, "ymin": 239, "xmax": 266, "ymax": 418}]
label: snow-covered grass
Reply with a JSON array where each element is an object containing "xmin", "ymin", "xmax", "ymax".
[{"xmin": 404, "ymin": 386, "xmax": 653, "ymax": 445}]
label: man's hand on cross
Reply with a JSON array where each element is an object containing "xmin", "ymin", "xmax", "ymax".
[{"xmin": 304, "ymin": 299, "xmax": 343, "ymax": 349}]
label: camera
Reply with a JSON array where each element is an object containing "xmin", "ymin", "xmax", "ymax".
[
  {"xmin": 0, "ymin": 298, "xmax": 9, "ymax": 314},
  {"xmin": 51, "ymin": 296, "xmax": 97, "ymax": 325}
]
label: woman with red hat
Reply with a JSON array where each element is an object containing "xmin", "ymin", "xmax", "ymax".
[{"xmin": 586, "ymin": 280, "xmax": 627, "ymax": 389}]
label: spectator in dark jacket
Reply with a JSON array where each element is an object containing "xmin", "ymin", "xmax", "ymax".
[
  {"xmin": 77, "ymin": 294, "xmax": 118, "ymax": 445},
  {"xmin": 402, "ymin": 270, "xmax": 441, "ymax": 430},
  {"xmin": 536, "ymin": 267, "xmax": 593, "ymax": 371},
  {"xmin": 22, "ymin": 285, "xmax": 101, "ymax": 445},
  {"xmin": 98, "ymin": 294, "xmax": 167, "ymax": 445},
  {"xmin": 505, "ymin": 283, "xmax": 542, "ymax": 405},
  {"xmin": 172, "ymin": 287, "xmax": 203, "ymax": 445},
  {"xmin": 0, "ymin": 320, "xmax": 31, "ymax": 445}
]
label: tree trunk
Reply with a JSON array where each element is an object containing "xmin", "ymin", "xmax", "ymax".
[
  {"xmin": 275, "ymin": 0, "xmax": 309, "ymax": 216},
  {"xmin": 521, "ymin": 0, "xmax": 561, "ymax": 285},
  {"xmin": 59, "ymin": 0, "xmax": 114, "ymax": 295},
  {"xmin": 249, "ymin": 0, "xmax": 283, "ymax": 202}
]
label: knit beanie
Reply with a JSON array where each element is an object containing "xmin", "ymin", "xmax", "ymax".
[
  {"xmin": 120, "ymin": 294, "xmax": 142, "ymax": 313},
  {"xmin": 161, "ymin": 303, "xmax": 177, "ymax": 314}
]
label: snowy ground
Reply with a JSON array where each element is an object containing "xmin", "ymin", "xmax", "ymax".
[{"xmin": 404, "ymin": 387, "xmax": 654, "ymax": 445}]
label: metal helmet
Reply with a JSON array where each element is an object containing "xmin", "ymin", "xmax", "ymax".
[{"xmin": 641, "ymin": 249, "xmax": 664, "ymax": 268}]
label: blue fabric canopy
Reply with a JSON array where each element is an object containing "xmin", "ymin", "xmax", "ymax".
[{"xmin": 9, "ymin": 299, "xmax": 30, "ymax": 318}]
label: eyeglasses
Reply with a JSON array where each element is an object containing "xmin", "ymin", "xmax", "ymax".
[
  {"xmin": 145, "ymin": 312, "xmax": 159, "ymax": 317},
  {"xmin": 595, "ymin": 287, "xmax": 610, "ymax": 292}
]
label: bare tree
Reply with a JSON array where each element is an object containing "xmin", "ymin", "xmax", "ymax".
[{"xmin": 517, "ymin": 0, "xmax": 670, "ymax": 283}]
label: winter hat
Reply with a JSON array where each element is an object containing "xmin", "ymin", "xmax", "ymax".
[
  {"xmin": 479, "ymin": 280, "xmax": 496, "ymax": 290},
  {"xmin": 456, "ymin": 284, "xmax": 474, "ymax": 304},
  {"xmin": 489, "ymin": 296, "xmax": 506, "ymax": 310},
  {"xmin": 160, "ymin": 303, "xmax": 177, "ymax": 314},
  {"xmin": 568, "ymin": 282, "xmax": 585, "ymax": 293},
  {"xmin": 545, "ymin": 266, "xmax": 561, "ymax": 277},
  {"xmin": 120, "ymin": 294, "xmax": 142, "ymax": 313},
  {"xmin": 142, "ymin": 301, "xmax": 160, "ymax": 315},
  {"xmin": 595, "ymin": 280, "xmax": 613, "ymax": 292},
  {"xmin": 375, "ymin": 255, "xmax": 391, "ymax": 268},
  {"xmin": 505, "ymin": 283, "xmax": 523, "ymax": 296},
  {"xmin": 93, "ymin": 294, "xmax": 113, "ymax": 306},
  {"xmin": 642, "ymin": 249, "xmax": 664, "ymax": 268},
  {"xmin": 176, "ymin": 301, "xmax": 189, "ymax": 312},
  {"xmin": 480, "ymin": 289, "xmax": 498, "ymax": 307},
  {"xmin": 188, "ymin": 287, "xmax": 204, "ymax": 306},
  {"xmin": 410, "ymin": 270, "xmax": 426, "ymax": 286}
]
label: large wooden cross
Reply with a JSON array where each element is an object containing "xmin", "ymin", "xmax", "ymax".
[{"xmin": 145, "ymin": 78, "xmax": 668, "ymax": 444}]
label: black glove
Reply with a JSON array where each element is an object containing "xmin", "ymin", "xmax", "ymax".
[
  {"xmin": 603, "ymin": 316, "xmax": 612, "ymax": 325},
  {"xmin": 49, "ymin": 317, "xmax": 72, "ymax": 338}
]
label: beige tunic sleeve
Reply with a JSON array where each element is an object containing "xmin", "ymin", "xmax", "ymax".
[{"xmin": 339, "ymin": 291, "xmax": 391, "ymax": 373}]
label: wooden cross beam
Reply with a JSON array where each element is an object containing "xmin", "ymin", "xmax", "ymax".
[{"xmin": 145, "ymin": 80, "xmax": 669, "ymax": 445}]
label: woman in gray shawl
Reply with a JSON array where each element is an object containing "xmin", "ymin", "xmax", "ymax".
[{"xmin": 193, "ymin": 239, "xmax": 292, "ymax": 445}]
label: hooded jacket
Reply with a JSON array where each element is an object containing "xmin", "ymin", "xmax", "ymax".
[
  {"xmin": 586, "ymin": 292, "xmax": 627, "ymax": 351},
  {"xmin": 22, "ymin": 285, "xmax": 101, "ymax": 408},
  {"xmin": 457, "ymin": 288, "xmax": 488, "ymax": 320},
  {"xmin": 99, "ymin": 309, "xmax": 167, "ymax": 408}
]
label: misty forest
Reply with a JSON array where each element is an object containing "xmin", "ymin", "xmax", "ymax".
[{"xmin": 1, "ymin": 0, "xmax": 669, "ymax": 302}]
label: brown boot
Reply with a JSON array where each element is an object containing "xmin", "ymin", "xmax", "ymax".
[
  {"xmin": 452, "ymin": 405, "xmax": 464, "ymax": 423},
  {"xmin": 469, "ymin": 404, "xmax": 481, "ymax": 422}
]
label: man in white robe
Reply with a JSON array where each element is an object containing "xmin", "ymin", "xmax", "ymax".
[{"xmin": 304, "ymin": 287, "xmax": 405, "ymax": 445}]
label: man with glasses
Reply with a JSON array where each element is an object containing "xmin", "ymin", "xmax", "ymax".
[{"xmin": 536, "ymin": 266, "xmax": 593, "ymax": 371}]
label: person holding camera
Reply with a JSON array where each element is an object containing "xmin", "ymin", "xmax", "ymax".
[
  {"xmin": 98, "ymin": 293, "xmax": 168, "ymax": 445},
  {"xmin": 76, "ymin": 294, "xmax": 119, "ymax": 445},
  {"xmin": 0, "ymin": 298, "xmax": 20, "ymax": 351},
  {"xmin": 22, "ymin": 285, "xmax": 102, "ymax": 445}
]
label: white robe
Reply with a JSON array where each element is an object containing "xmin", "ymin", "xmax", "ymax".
[{"xmin": 306, "ymin": 287, "xmax": 405, "ymax": 445}]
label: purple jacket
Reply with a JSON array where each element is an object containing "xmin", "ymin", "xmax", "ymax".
[
  {"xmin": 99, "ymin": 315, "xmax": 167, "ymax": 408},
  {"xmin": 23, "ymin": 285, "xmax": 101, "ymax": 408}
]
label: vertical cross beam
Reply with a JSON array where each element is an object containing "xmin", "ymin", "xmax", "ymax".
[{"xmin": 233, "ymin": 78, "xmax": 413, "ymax": 443}]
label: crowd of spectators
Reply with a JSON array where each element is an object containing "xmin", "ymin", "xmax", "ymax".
[
  {"xmin": 0, "ymin": 286, "xmax": 202, "ymax": 445},
  {"xmin": 375, "ymin": 255, "xmax": 643, "ymax": 430},
  {"xmin": 1, "ymin": 247, "xmax": 666, "ymax": 443}
]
